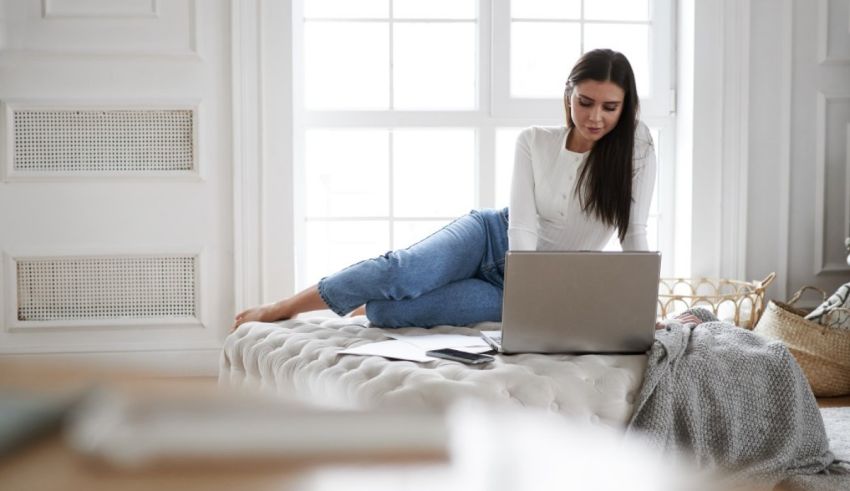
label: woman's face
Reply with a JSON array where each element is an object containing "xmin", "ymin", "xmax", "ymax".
[{"xmin": 567, "ymin": 80, "xmax": 625, "ymax": 150}]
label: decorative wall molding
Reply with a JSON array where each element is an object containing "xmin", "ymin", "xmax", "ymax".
[
  {"xmin": 720, "ymin": 0, "xmax": 751, "ymax": 282},
  {"xmin": 43, "ymin": 0, "xmax": 158, "ymax": 18},
  {"xmin": 0, "ymin": 0, "xmax": 198, "ymax": 59},
  {"xmin": 818, "ymin": 0, "xmax": 850, "ymax": 65},
  {"xmin": 814, "ymin": 92, "xmax": 850, "ymax": 275},
  {"xmin": 0, "ymin": 245, "xmax": 220, "ymax": 355},
  {"xmin": 690, "ymin": 0, "xmax": 752, "ymax": 280},
  {"xmin": 232, "ymin": 0, "xmax": 297, "ymax": 308},
  {"xmin": 1, "ymin": 99, "xmax": 202, "ymax": 182},
  {"xmin": 3, "ymin": 248, "xmax": 206, "ymax": 332},
  {"xmin": 231, "ymin": 0, "xmax": 262, "ymax": 312},
  {"xmin": 0, "ymin": 0, "xmax": 231, "ymax": 365},
  {"xmin": 777, "ymin": 0, "xmax": 793, "ymax": 300},
  {"xmin": 845, "ymin": 122, "xmax": 850, "ymax": 254},
  {"xmin": 258, "ymin": 0, "xmax": 296, "ymax": 303}
]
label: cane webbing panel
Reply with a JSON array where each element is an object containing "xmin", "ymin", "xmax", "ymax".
[
  {"xmin": 16, "ymin": 256, "xmax": 197, "ymax": 321},
  {"xmin": 13, "ymin": 109, "xmax": 194, "ymax": 172}
]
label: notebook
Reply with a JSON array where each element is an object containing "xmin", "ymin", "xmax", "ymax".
[{"xmin": 483, "ymin": 251, "xmax": 661, "ymax": 354}]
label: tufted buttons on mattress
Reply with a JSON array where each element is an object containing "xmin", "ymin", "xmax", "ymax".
[{"xmin": 219, "ymin": 318, "xmax": 648, "ymax": 428}]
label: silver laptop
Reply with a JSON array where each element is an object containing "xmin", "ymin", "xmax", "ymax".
[{"xmin": 485, "ymin": 251, "xmax": 661, "ymax": 354}]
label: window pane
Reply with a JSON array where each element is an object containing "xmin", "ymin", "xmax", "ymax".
[
  {"xmin": 304, "ymin": 221, "xmax": 389, "ymax": 288},
  {"xmin": 496, "ymin": 127, "xmax": 524, "ymax": 208},
  {"xmin": 305, "ymin": 129, "xmax": 389, "ymax": 217},
  {"xmin": 511, "ymin": 22, "xmax": 581, "ymax": 98},
  {"xmin": 393, "ymin": 129, "xmax": 475, "ymax": 217},
  {"xmin": 304, "ymin": 0, "xmax": 388, "ymax": 19},
  {"xmin": 393, "ymin": 220, "xmax": 451, "ymax": 249},
  {"xmin": 393, "ymin": 23, "xmax": 476, "ymax": 110},
  {"xmin": 584, "ymin": 0, "xmax": 649, "ymax": 21},
  {"xmin": 304, "ymin": 22, "xmax": 389, "ymax": 109},
  {"xmin": 511, "ymin": 0, "xmax": 580, "ymax": 19},
  {"xmin": 583, "ymin": 23, "xmax": 650, "ymax": 98},
  {"xmin": 393, "ymin": 0, "xmax": 475, "ymax": 19}
]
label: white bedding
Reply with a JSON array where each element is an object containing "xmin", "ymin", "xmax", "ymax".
[{"xmin": 220, "ymin": 317, "xmax": 647, "ymax": 429}]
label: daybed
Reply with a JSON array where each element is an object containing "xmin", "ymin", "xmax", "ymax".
[
  {"xmin": 220, "ymin": 316, "xmax": 645, "ymax": 429},
  {"xmin": 220, "ymin": 314, "xmax": 850, "ymax": 488}
]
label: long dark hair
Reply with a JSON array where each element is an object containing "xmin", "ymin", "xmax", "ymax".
[{"xmin": 565, "ymin": 49, "xmax": 638, "ymax": 242}]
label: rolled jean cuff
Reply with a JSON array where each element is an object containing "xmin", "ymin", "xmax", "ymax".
[{"xmin": 317, "ymin": 277, "xmax": 351, "ymax": 317}]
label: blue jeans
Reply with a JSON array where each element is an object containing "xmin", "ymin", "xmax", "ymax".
[{"xmin": 317, "ymin": 208, "xmax": 510, "ymax": 327}]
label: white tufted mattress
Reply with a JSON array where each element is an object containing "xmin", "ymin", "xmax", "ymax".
[{"xmin": 219, "ymin": 317, "xmax": 648, "ymax": 429}]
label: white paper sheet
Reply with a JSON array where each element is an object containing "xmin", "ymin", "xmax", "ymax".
[
  {"xmin": 381, "ymin": 332, "xmax": 490, "ymax": 350},
  {"xmin": 339, "ymin": 336, "xmax": 494, "ymax": 363},
  {"xmin": 338, "ymin": 340, "xmax": 437, "ymax": 362}
]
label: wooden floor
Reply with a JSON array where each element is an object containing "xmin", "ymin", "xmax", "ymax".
[{"xmin": 817, "ymin": 395, "xmax": 850, "ymax": 408}]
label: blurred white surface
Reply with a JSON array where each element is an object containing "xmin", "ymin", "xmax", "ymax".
[{"xmin": 299, "ymin": 402, "xmax": 691, "ymax": 491}]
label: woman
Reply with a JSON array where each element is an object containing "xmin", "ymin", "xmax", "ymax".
[{"xmin": 233, "ymin": 49, "xmax": 656, "ymax": 330}]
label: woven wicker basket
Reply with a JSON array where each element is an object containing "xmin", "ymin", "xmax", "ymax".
[
  {"xmin": 657, "ymin": 273, "xmax": 775, "ymax": 329},
  {"xmin": 753, "ymin": 286, "xmax": 850, "ymax": 397}
]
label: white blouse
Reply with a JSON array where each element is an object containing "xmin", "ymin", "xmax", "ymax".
[{"xmin": 508, "ymin": 122, "xmax": 657, "ymax": 252}]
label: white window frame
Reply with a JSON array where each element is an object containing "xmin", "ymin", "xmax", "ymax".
[
  {"xmin": 491, "ymin": 0, "xmax": 675, "ymax": 119},
  {"xmin": 290, "ymin": 0, "xmax": 678, "ymax": 290}
]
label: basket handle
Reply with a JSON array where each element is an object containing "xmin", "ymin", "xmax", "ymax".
[
  {"xmin": 757, "ymin": 272, "xmax": 776, "ymax": 290},
  {"xmin": 786, "ymin": 285, "xmax": 827, "ymax": 306}
]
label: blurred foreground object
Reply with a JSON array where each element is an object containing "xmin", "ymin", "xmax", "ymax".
[
  {"xmin": 0, "ymin": 389, "xmax": 83, "ymax": 457},
  {"xmin": 0, "ymin": 359, "xmax": 445, "ymax": 491},
  {"xmin": 67, "ymin": 390, "xmax": 447, "ymax": 467},
  {"xmin": 299, "ymin": 402, "xmax": 696, "ymax": 491}
]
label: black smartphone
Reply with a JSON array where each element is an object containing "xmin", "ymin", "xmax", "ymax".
[{"xmin": 426, "ymin": 348, "xmax": 494, "ymax": 365}]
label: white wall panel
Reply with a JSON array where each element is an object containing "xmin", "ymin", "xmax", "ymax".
[
  {"xmin": 814, "ymin": 95, "xmax": 850, "ymax": 274},
  {"xmin": 5, "ymin": 250, "xmax": 202, "ymax": 329},
  {"xmin": 819, "ymin": 0, "xmax": 850, "ymax": 63},
  {"xmin": 0, "ymin": 0, "xmax": 232, "ymax": 374},
  {"xmin": 2, "ymin": 100, "xmax": 201, "ymax": 180},
  {"xmin": 746, "ymin": 0, "xmax": 792, "ymax": 299},
  {"xmin": 746, "ymin": 0, "xmax": 850, "ymax": 306},
  {"xmin": 0, "ymin": 0, "xmax": 197, "ymax": 57},
  {"xmin": 44, "ymin": 0, "xmax": 157, "ymax": 18}
]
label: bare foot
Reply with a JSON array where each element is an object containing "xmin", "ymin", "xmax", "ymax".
[
  {"xmin": 232, "ymin": 285, "xmax": 330, "ymax": 331},
  {"xmin": 349, "ymin": 305, "xmax": 366, "ymax": 317},
  {"xmin": 232, "ymin": 301, "xmax": 291, "ymax": 331}
]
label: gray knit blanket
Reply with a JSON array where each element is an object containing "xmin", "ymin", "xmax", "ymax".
[{"xmin": 626, "ymin": 314, "xmax": 850, "ymax": 489}]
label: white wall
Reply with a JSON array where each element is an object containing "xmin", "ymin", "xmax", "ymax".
[
  {"xmin": 746, "ymin": 0, "xmax": 794, "ymax": 301},
  {"xmin": 0, "ymin": 0, "xmax": 234, "ymax": 374},
  {"xmin": 745, "ymin": 0, "xmax": 850, "ymax": 305},
  {"xmin": 685, "ymin": 0, "xmax": 850, "ymax": 306}
]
